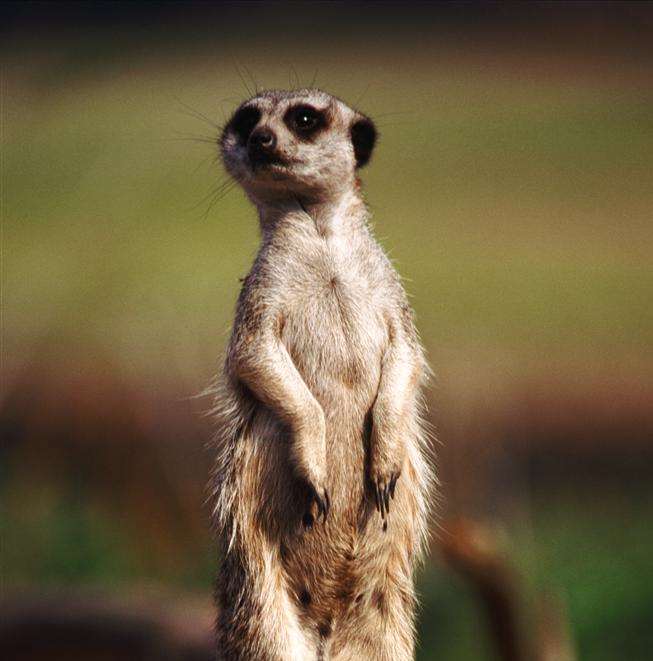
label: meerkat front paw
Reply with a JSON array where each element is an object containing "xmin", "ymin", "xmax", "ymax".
[
  {"xmin": 368, "ymin": 416, "xmax": 405, "ymax": 519},
  {"xmin": 370, "ymin": 468, "xmax": 400, "ymax": 519},
  {"xmin": 304, "ymin": 481, "xmax": 330, "ymax": 527},
  {"xmin": 293, "ymin": 413, "xmax": 329, "ymax": 527},
  {"xmin": 368, "ymin": 434, "xmax": 403, "ymax": 519}
]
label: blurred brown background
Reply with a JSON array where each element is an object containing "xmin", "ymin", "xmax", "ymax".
[{"xmin": 2, "ymin": 2, "xmax": 652, "ymax": 659}]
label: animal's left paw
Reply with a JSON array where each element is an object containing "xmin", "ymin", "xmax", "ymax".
[
  {"xmin": 370, "ymin": 470, "xmax": 400, "ymax": 519},
  {"xmin": 310, "ymin": 483, "xmax": 331, "ymax": 523},
  {"xmin": 302, "ymin": 481, "xmax": 330, "ymax": 529}
]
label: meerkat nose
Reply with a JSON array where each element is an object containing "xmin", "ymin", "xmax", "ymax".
[{"xmin": 248, "ymin": 128, "xmax": 276, "ymax": 152}]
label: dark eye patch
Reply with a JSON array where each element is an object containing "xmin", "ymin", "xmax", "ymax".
[
  {"xmin": 228, "ymin": 105, "xmax": 261, "ymax": 144},
  {"xmin": 284, "ymin": 105, "xmax": 328, "ymax": 140}
]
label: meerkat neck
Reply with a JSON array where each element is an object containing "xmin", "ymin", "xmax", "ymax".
[{"xmin": 257, "ymin": 189, "xmax": 367, "ymax": 240}]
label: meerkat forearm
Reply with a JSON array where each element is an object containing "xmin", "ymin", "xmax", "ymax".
[
  {"xmin": 370, "ymin": 319, "xmax": 421, "ymax": 516},
  {"xmin": 231, "ymin": 328, "xmax": 328, "ymax": 507},
  {"xmin": 374, "ymin": 333, "xmax": 420, "ymax": 437}
]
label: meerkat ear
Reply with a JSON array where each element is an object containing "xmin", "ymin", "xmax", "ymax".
[{"xmin": 350, "ymin": 116, "xmax": 377, "ymax": 168}]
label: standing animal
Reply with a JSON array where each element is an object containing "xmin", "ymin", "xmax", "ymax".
[{"xmin": 209, "ymin": 88, "xmax": 433, "ymax": 660}]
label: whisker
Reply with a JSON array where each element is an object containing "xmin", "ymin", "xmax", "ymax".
[
  {"xmin": 290, "ymin": 65, "xmax": 300, "ymax": 90},
  {"xmin": 201, "ymin": 180, "xmax": 238, "ymax": 220},
  {"xmin": 374, "ymin": 120, "xmax": 416, "ymax": 129},
  {"xmin": 242, "ymin": 63, "xmax": 259, "ymax": 95},
  {"xmin": 191, "ymin": 153, "xmax": 219, "ymax": 176},
  {"xmin": 190, "ymin": 175, "xmax": 233, "ymax": 212},
  {"xmin": 172, "ymin": 95, "xmax": 221, "ymax": 130},
  {"xmin": 171, "ymin": 135, "xmax": 219, "ymax": 146},
  {"xmin": 234, "ymin": 61, "xmax": 254, "ymax": 97},
  {"xmin": 353, "ymin": 83, "xmax": 371, "ymax": 108},
  {"xmin": 218, "ymin": 95, "xmax": 246, "ymax": 108},
  {"xmin": 374, "ymin": 110, "xmax": 416, "ymax": 119}
]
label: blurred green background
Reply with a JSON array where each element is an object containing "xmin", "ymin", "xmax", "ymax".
[{"xmin": 2, "ymin": 2, "xmax": 652, "ymax": 660}]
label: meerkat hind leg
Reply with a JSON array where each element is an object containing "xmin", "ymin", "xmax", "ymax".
[
  {"xmin": 330, "ymin": 585, "xmax": 414, "ymax": 661},
  {"xmin": 216, "ymin": 549, "xmax": 319, "ymax": 661}
]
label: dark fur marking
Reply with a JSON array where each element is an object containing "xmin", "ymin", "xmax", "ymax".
[
  {"xmin": 318, "ymin": 618, "xmax": 332, "ymax": 638},
  {"xmin": 336, "ymin": 588, "xmax": 352, "ymax": 601},
  {"xmin": 299, "ymin": 589, "xmax": 311, "ymax": 607},
  {"xmin": 280, "ymin": 542, "xmax": 289, "ymax": 561},
  {"xmin": 302, "ymin": 512, "xmax": 314, "ymax": 528},
  {"xmin": 228, "ymin": 105, "xmax": 261, "ymax": 145},
  {"xmin": 351, "ymin": 117, "xmax": 377, "ymax": 168},
  {"xmin": 371, "ymin": 589, "xmax": 385, "ymax": 613}
]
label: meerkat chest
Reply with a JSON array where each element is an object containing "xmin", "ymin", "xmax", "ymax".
[
  {"xmin": 280, "ymin": 236, "xmax": 388, "ymax": 390},
  {"xmin": 287, "ymin": 235, "xmax": 384, "ymax": 323}
]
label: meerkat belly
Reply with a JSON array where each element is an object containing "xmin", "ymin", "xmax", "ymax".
[{"xmin": 278, "ymin": 276, "xmax": 389, "ymax": 631}]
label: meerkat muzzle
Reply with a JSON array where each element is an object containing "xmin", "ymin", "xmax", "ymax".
[{"xmin": 248, "ymin": 127, "xmax": 282, "ymax": 168}]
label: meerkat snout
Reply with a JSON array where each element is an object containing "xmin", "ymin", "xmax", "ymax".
[
  {"xmin": 247, "ymin": 126, "xmax": 281, "ymax": 169},
  {"xmin": 220, "ymin": 88, "xmax": 377, "ymax": 203}
]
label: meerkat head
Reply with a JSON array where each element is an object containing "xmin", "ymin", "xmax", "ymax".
[{"xmin": 220, "ymin": 89, "xmax": 376, "ymax": 205}]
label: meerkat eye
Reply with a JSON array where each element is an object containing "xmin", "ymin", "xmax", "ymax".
[
  {"xmin": 285, "ymin": 105, "xmax": 324, "ymax": 135},
  {"xmin": 294, "ymin": 107, "xmax": 319, "ymax": 130},
  {"xmin": 229, "ymin": 106, "xmax": 261, "ymax": 144}
]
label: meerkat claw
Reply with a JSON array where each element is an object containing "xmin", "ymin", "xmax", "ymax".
[
  {"xmin": 319, "ymin": 489, "xmax": 330, "ymax": 522},
  {"xmin": 389, "ymin": 472, "xmax": 399, "ymax": 499},
  {"xmin": 373, "ymin": 482, "xmax": 382, "ymax": 516},
  {"xmin": 309, "ymin": 486, "xmax": 330, "ymax": 523},
  {"xmin": 373, "ymin": 473, "xmax": 399, "ymax": 519},
  {"xmin": 375, "ymin": 480, "xmax": 389, "ymax": 518}
]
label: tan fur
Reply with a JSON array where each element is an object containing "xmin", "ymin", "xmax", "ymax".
[{"xmin": 209, "ymin": 89, "xmax": 434, "ymax": 660}]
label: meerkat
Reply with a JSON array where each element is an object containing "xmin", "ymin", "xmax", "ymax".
[{"xmin": 209, "ymin": 88, "xmax": 433, "ymax": 661}]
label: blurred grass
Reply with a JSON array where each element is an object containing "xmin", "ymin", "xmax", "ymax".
[
  {"xmin": 4, "ymin": 48, "xmax": 653, "ymax": 387},
  {"xmin": 4, "ymin": 482, "xmax": 652, "ymax": 660},
  {"xmin": 514, "ymin": 489, "xmax": 653, "ymax": 661}
]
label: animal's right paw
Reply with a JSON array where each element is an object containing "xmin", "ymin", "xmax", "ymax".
[{"xmin": 303, "ymin": 483, "xmax": 330, "ymax": 528}]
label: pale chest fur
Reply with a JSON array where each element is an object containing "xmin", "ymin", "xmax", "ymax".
[{"xmin": 273, "ymin": 222, "xmax": 390, "ymax": 414}]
